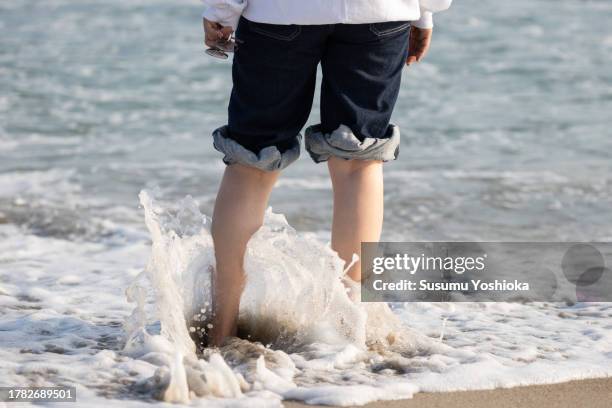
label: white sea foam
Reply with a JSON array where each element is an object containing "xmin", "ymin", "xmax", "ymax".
[
  {"xmin": 117, "ymin": 192, "xmax": 612, "ymax": 406},
  {"xmin": 1, "ymin": 192, "xmax": 611, "ymax": 406}
]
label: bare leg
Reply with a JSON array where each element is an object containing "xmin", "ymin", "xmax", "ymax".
[
  {"xmin": 328, "ymin": 158, "xmax": 384, "ymax": 282},
  {"xmin": 209, "ymin": 164, "xmax": 279, "ymax": 346}
]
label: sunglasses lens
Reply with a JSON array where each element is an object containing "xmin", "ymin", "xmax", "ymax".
[{"xmin": 205, "ymin": 48, "xmax": 228, "ymax": 60}]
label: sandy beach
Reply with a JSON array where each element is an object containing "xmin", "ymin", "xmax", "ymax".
[{"xmin": 285, "ymin": 378, "xmax": 612, "ymax": 408}]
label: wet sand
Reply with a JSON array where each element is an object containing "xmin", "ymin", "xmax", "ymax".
[{"xmin": 284, "ymin": 377, "xmax": 612, "ymax": 408}]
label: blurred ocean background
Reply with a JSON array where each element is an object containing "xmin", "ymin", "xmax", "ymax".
[
  {"xmin": 1, "ymin": 0, "xmax": 612, "ymax": 405},
  {"xmin": 2, "ymin": 0, "xmax": 611, "ymax": 243}
]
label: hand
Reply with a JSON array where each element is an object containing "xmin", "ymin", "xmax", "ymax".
[
  {"xmin": 203, "ymin": 18, "xmax": 234, "ymax": 48},
  {"xmin": 406, "ymin": 26, "xmax": 433, "ymax": 66}
]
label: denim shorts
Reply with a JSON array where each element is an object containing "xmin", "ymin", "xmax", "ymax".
[{"xmin": 212, "ymin": 17, "xmax": 411, "ymax": 171}]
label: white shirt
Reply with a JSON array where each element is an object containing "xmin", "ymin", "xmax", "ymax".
[{"xmin": 202, "ymin": 0, "xmax": 452, "ymax": 30}]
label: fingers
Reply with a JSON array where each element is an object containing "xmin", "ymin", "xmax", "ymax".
[
  {"xmin": 219, "ymin": 26, "xmax": 234, "ymax": 40},
  {"xmin": 406, "ymin": 27, "xmax": 433, "ymax": 66},
  {"xmin": 203, "ymin": 19, "xmax": 219, "ymax": 47},
  {"xmin": 406, "ymin": 55, "xmax": 418, "ymax": 65},
  {"xmin": 203, "ymin": 18, "xmax": 234, "ymax": 48}
]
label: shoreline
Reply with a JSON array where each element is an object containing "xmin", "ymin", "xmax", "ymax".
[{"xmin": 284, "ymin": 377, "xmax": 612, "ymax": 408}]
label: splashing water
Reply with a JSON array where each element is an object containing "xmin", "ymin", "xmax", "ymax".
[
  {"xmin": 121, "ymin": 191, "xmax": 612, "ymax": 406},
  {"xmin": 123, "ymin": 191, "xmax": 444, "ymax": 404}
]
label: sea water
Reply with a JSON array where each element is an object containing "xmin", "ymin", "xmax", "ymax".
[{"xmin": 1, "ymin": 0, "xmax": 612, "ymax": 406}]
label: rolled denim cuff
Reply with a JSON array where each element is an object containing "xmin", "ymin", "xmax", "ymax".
[
  {"xmin": 304, "ymin": 124, "xmax": 400, "ymax": 163},
  {"xmin": 212, "ymin": 126, "xmax": 301, "ymax": 171}
]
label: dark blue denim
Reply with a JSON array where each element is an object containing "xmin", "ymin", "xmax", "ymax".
[{"xmin": 213, "ymin": 16, "xmax": 410, "ymax": 170}]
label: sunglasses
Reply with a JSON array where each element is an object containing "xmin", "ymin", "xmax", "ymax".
[{"xmin": 205, "ymin": 35, "xmax": 242, "ymax": 60}]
